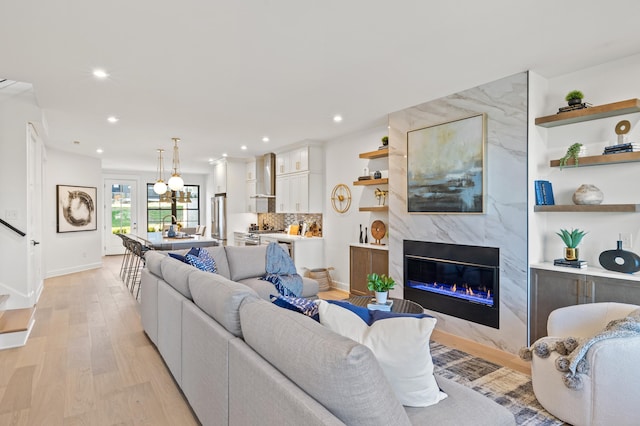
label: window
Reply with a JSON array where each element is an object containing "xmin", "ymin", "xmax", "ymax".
[{"xmin": 147, "ymin": 184, "xmax": 200, "ymax": 232}]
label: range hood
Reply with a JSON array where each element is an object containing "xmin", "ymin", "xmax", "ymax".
[{"xmin": 250, "ymin": 153, "xmax": 276, "ymax": 212}]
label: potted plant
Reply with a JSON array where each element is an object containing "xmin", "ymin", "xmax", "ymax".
[
  {"xmin": 565, "ymin": 90, "xmax": 584, "ymax": 106},
  {"xmin": 559, "ymin": 143, "xmax": 583, "ymax": 168},
  {"xmin": 381, "ymin": 136, "xmax": 389, "ymax": 146},
  {"xmin": 367, "ymin": 272, "xmax": 396, "ymax": 304},
  {"xmin": 556, "ymin": 228, "xmax": 587, "ymax": 261}
]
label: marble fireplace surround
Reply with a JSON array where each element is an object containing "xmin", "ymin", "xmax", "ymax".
[{"xmin": 388, "ymin": 72, "xmax": 528, "ymax": 354}]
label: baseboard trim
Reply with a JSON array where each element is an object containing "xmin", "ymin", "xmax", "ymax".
[{"xmin": 45, "ymin": 261, "xmax": 103, "ymax": 279}]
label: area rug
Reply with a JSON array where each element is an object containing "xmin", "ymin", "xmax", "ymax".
[{"xmin": 430, "ymin": 342, "xmax": 567, "ymax": 425}]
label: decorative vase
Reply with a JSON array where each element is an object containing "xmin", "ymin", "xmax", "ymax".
[
  {"xmin": 373, "ymin": 170, "xmax": 382, "ymax": 179},
  {"xmin": 599, "ymin": 240, "xmax": 640, "ymax": 273},
  {"xmin": 168, "ymin": 225, "xmax": 176, "ymax": 237},
  {"xmin": 564, "ymin": 247, "xmax": 578, "ymax": 261},
  {"xmin": 572, "ymin": 184, "xmax": 603, "ymax": 205},
  {"xmin": 375, "ymin": 291, "xmax": 388, "ymax": 305}
]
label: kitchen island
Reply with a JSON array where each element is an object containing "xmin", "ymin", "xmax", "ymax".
[
  {"xmin": 259, "ymin": 233, "xmax": 325, "ymax": 273},
  {"xmin": 130, "ymin": 232, "xmax": 219, "ymax": 250}
]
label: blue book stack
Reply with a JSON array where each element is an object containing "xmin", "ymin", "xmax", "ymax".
[{"xmin": 534, "ymin": 180, "xmax": 555, "ymax": 205}]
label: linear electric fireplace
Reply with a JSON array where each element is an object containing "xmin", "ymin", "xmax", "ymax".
[{"xmin": 404, "ymin": 240, "xmax": 499, "ymax": 328}]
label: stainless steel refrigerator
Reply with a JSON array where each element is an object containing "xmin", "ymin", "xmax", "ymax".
[{"xmin": 211, "ymin": 193, "xmax": 227, "ymax": 245}]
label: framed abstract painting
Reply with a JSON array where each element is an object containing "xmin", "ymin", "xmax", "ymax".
[
  {"xmin": 56, "ymin": 184, "xmax": 97, "ymax": 232},
  {"xmin": 407, "ymin": 113, "xmax": 486, "ymax": 213}
]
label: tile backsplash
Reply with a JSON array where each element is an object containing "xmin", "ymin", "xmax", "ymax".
[{"xmin": 257, "ymin": 213, "xmax": 323, "ymax": 235}]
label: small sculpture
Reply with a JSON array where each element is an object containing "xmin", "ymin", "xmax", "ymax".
[{"xmin": 374, "ymin": 188, "xmax": 388, "ymax": 206}]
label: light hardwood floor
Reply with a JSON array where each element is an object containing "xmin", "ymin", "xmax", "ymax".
[
  {"xmin": 0, "ymin": 255, "xmax": 529, "ymax": 425},
  {"xmin": 0, "ymin": 255, "xmax": 199, "ymax": 426}
]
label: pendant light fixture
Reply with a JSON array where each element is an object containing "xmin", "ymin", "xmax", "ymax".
[
  {"xmin": 153, "ymin": 149, "xmax": 168, "ymax": 195},
  {"xmin": 168, "ymin": 137, "xmax": 184, "ymax": 191}
]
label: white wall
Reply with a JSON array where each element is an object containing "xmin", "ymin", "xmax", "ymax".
[
  {"xmin": 532, "ymin": 53, "xmax": 640, "ymax": 266},
  {"xmin": 0, "ymin": 84, "xmax": 42, "ymax": 308},
  {"xmin": 323, "ymin": 123, "xmax": 388, "ymax": 291},
  {"xmin": 45, "ymin": 148, "xmax": 103, "ymax": 277}
]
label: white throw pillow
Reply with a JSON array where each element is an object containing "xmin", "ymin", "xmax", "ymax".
[{"xmin": 317, "ymin": 300, "xmax": 447, "ymax": 407}]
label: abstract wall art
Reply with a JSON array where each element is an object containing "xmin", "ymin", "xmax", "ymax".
[
  {"xmin": 407, "ymin": 113, "xmax": 486, "ymax": 213},
  {"xmin": 56, "ymin": 185, "xmax": 97, "ymax": 232}
]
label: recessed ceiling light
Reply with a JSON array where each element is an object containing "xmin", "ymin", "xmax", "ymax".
[
  {"xmin": 93, "ymin": 69, "xmax": 109, "ymax": 79},
  {"xmin": 107, "ymin": 116, "xmax": 119, "ymax": 123},
  {"xmin": 96, "ymin": 148, "xmax": 104, "ymax": 154},
  {"xmin": 333, "ymin": 115, "xmax": 343, "ymax": 123},
  {"xmin": 262, "ymin": 136, "xmax": 269, "ymax": 143},
  {"xmin": 241, "ymin": 145, "xmax": 247, "ymax": 150},
  {"xmin": 222, "ymin": 153, "xmax": 228, "ymax": 157}
]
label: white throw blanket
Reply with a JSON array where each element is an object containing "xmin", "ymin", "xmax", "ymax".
[{"xmin": 520, "ymin": 308, "xmax": 640, "ymax": 389}]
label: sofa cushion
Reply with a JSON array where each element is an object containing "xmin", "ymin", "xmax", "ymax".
[
  {"xmin": 189, "ymin": 269, "xmax": 259, "ymax": 337},
  {"xmin": 225, "ymin": 245, "xmax": 269, "ymax": 281},
  {"xmin": 405, "ymin": 377, "xmax": 515, "ymax": 425},
  {"xmin": 239, "ymin": 297, "xmax": 411, "ymax": 426},
  {"xmin": 271, "ymin": 295, "xmax": 320, "ymax": 321},
  {"xmin": 202, "ymin": 246, "xmax": 231, "ymax": 279},
  {"xmin": 160, "ymin": 256, "xmax": 199, "ymax": 299},
  {"xmin": 186, "ymin": 248, "xmax": 217, "ymax": 273},
  {"xmin": 318, "ymin": 300, "xmax": 445, "ymax": 408},
  {"xmin": 144, "ymin": 250, "xmax": 165, "ymax": 278}
]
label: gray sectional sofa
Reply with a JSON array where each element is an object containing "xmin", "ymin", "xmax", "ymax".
[{"xmin": 140, "ymin": 244, "xmax": 515, "ymax": 425}]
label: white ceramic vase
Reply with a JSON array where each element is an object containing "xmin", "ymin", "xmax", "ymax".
[
  {"xmin": 375, "ymin": 291, "xmax": 388, "ymax": 305},
  {"xmin": 572, "ymin": 184, "xmax": 603, "ymax": 205}
]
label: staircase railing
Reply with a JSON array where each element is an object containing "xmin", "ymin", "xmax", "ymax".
[{"xmin": 0, "ymin": 218, "xmax": 26, "ymax": 237}]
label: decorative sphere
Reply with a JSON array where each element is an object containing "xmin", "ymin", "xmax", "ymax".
[
  {"xmin": 572, "ymin": 184, "xmax": 603, "ymax": 205},
  {"xmin": 168, "ymin": 175, "xmax": 184, "ymax": 191},
  {"xmin": 153, "ymin": 180, "xmax": 167, "ymax": 195}
]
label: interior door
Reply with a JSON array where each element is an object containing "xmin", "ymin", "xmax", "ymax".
[
  {"xmin": 27, "ymin": 123, "xmax": 44, "ymax": 303},
  {"xmin": 105, "ymin": 179, "xmax": 137, "ymax": 255}
]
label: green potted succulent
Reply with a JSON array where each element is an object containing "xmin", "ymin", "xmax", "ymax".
[
  {"xmin": 367, "ymin": 272, "xmax": 395, "ymax": 304},
  {"xmin": 565, "ymin": 90, "xmax": 584, "ymax": 106},
  {"xmin": 381, "ymin": 136, "xmax": 389, "ymax": 146},
  {"xmin": 556, "ymin": 228, "xmax": 587, "ymax": 261}
]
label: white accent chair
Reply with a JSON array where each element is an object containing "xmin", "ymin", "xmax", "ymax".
[{"xmin": 531, "ymin": 302, "xmax": 640, "ymax": 426}]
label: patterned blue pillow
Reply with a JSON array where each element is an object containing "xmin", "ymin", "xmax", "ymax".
[
  {"xmin": 272, "ymin": 295, "xmax": 320, "ymax": 321},
  {"xmin": 186, "ymin": 249, "xmax": 217, "ymax": 273}
]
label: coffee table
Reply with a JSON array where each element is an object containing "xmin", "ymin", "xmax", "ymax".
[{"xmin": 345, "ymin": 295, "xmax": 424, "ymax": 314}]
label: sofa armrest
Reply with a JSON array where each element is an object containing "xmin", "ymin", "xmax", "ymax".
[{"xmin": 547, "ymin": 302, "xmax": 639, "ymax": 338}]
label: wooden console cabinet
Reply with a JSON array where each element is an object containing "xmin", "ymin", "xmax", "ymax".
[
  {"xmin": 349, "ymin": 244, "xmax": 388, "ymax": 296},
  {"xmin": 530, "ymin": 267, "xmax": 640, "ymax": 343}
]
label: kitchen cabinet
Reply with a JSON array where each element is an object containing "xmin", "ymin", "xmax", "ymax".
[
  {"xmin": 213, "ymin": 160, "xmax": 227, "ymax": 194},
  {"xmin": 260, "ymin": 234, "xmax": 325, "ymax": 273},
  {"xmin": 276, "ymin": 173, "xmax": 323, "ymax": 213},
  {"xmin": 349, "ymin": 244, "xmax": 388, "ymax": 296},
  {"xmin": 529, "ymin": 266, "xmax": 640, "ymax": 343},
  {"xmin": 276, "ymin": 146, "xmax": 311, "ymax": 175},
  {"xmin": 274, "ymin": 144, "xmax": 324, "ymax": 213},
  {"xmin": 246, "ymin": 160, "xmax": 257, "ymax": 181}
]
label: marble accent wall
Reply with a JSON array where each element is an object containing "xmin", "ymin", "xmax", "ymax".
[{"xmin": 388, "ymin": 72, "xmax": 528, "ymax": 353}]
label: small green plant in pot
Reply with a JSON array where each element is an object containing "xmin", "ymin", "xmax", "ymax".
[
  {"xmin": 367, "ymin": 272, "xmax": 395, "ymax": 304},
  {"xmin": 556, "ymin": 228, "xmax": 587, "ymax": 261},
  {"xmin": 381, "ymin": 136, "xmax": 389, "ymax": 146},
  {"xmin": 565, "ymin": 90, "xmax": 584, "ymax": 106}
]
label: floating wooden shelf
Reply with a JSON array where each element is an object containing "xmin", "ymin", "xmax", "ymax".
[
  {"xmin": 353, "ymin": 178, "xmax": 388, "ymax": 186},
  {"xmin": 534, "ymin": 204, "xmax": 640, "ymax": 213},
  {"xmin": 549, "ymin": 151, "xmax": 640, "ymax": 168},
  {"xmin": 359, "ymin": 148, "xmax": 389, "ymax": 159},
  {"xmin": 359, "ymin": 206, "xmax": 388, "ymax": 212},
  {"xmin": 535, "ymin": 99, "xmax": 640, "ymax": 128}
]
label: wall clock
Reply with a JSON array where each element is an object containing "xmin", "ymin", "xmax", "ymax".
[{"xmin": 330, "ymin": 183, "xmax": 352, "ymax": 213}]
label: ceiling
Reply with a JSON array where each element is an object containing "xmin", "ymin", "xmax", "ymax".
[{"xmin": 2, "ymin": 1, "xmax": 640, "ymax": 174}]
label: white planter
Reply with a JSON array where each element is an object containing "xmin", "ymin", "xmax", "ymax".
[{"xmin": 375, "ymin": 291, "xmax": 388, "ymax": 305}]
